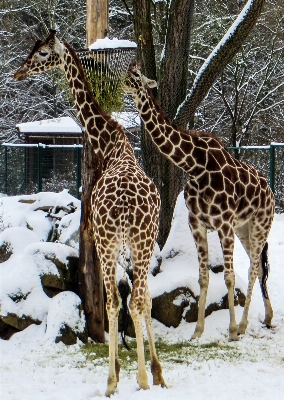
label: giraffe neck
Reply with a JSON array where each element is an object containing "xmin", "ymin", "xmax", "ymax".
[
  {"xmin": 62, "ymin": 43, "xmax": 126, "ymax": 164},
  {"xmin": 132, "ymin": 85, "xmax": 221, "ymax": 173}
]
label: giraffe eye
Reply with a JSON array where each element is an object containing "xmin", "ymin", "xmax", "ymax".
[{"xmin": 39, "ymin": 51, "xmax": 48, "ymax": 57}]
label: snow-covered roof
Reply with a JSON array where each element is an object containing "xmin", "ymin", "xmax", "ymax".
[
  {"xmin": 16, "ymin": 117, "xmax": 82, "ymax": 134},
  {"xmin": 89, "ymin": 37, "xmax": 137, "ymax": 50},
  {"xmin": 15, "ymin": 112, "xmax": 140, "ymax": 136}
]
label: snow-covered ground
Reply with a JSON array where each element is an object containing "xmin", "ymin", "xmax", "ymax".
[{"xmin": 0, "ymin": 191, "xmax": 283, "ymax": 400}]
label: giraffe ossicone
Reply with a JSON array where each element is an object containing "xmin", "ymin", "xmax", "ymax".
[
  {"xmin": 124, "ymin": 63, "xmax": 275, "ymax": 341},
  {"xmin": 14, "ymin": 31, "xmax": 166, "ymax": 396}
]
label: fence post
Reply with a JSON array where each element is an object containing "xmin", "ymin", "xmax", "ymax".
[
  {"xmin": 4, "ymin": 146, "xmax": 8, "ymax": 194},
  {"xmin": 76, "ymin": 146, "xmax": 81, "ymax": 199},
  {"xmin": 269, "ymin": 144, "xmax": 275, "ymax": 193},
  {"xmin": 37, "ymin": 144, "xmax": 42, "ymax": 192}
]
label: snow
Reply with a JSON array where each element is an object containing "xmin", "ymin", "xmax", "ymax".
[
  {"xmin": 89, "ymin": 37, "xmax": 137, "ymax": 50},
  {"xmin": 16, "ymin": 116, "xmax": 82, "ymax": 133},
  {"xmin": 1, "ymin": 190, "xmax": 284, "ymax": 399}
]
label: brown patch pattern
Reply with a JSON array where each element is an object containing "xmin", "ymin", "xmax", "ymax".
[{"xmin": 124, "ymin": 64, "xmax": 275, "ymax": 342}]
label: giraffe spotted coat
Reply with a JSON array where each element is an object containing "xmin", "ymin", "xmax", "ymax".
[
  {"xmin": 14, "ymin": 31, "xmax": 166, "ymax": 396},
  {"xmin": 124, "ymin": 64, "xmax": 275, "ymax": 341}
]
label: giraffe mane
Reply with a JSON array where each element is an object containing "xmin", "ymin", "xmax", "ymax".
[
  {"xmin": 63, "ymin": 41, "xmax": 126, "ymax": 136},
  {"xmin": 145, "ymin": 86, "xmax": 224, "ymax": 147},
  {"xmin": 22, "ymin": 39, "xmax": 44, "ymax": 62}
]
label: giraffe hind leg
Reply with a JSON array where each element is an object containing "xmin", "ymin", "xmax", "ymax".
[
  {"xmin": 144, "ymin": 290, "xmax": 166, "ymax": 387},
  {"xmin": 129, "ymin": 287, "xmax": 150, "ymax": 391},
  {"xmin": 238, "ymin": 221, "xmax": 272, "ymax": 335},
  {"xmin": 97, "ymin": 239, "xmax": 121, "ymax": 397}
]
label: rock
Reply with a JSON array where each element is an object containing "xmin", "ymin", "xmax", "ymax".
[
  {"xmin": 0, "ymin": 241, "xmax": 12, "ymax": 263},
  {"xmin": 152, "ymin": 285, "xmax": 246, "ymax": 327},
  {"xmin": 152, "ymin": 287, "xmax": 197, "ymax": 328},
  {"xmin": 45, "ymin": 292, "xmax": 87, "ymax": 345},
  {"xmin": 40, "ymin": 254, "xmax": 79, "ymax": 297},
  {"xmin": 27, "ymin": 243, "xmax": 79, "ymax": 297},
  {"xmin": 0, "ymin": 227, "xmax": 39, "ymax": 261},
  {"xmin": 57, "ymin": 209, "xmax": 81, "ymax": 251},
  {"xmin": 0, "ymin": 319, "xmax": 20, "ymax": 340},
  {"xmin": 0, "ymin": 286, "xmax": 51, "ymax": 339},
  {"xmin": 1, "ymin": 313, "xmax": 41, "ymax": 332}
]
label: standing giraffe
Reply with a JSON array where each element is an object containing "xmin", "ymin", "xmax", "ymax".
[
  {"xmin": 124, "ymin": 64, "xmax": 275, "ymax": 341},
  {"xmin": 14, "ymin": 31, "xmax": 166, "ymax": 396}
]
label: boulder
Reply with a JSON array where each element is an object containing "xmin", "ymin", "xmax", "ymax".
[
  {"xmin": 1, "ymin": 312, "xmax": 41, "ymax": 331},
  {"xmin": 26, "ymin": 243, "xmax": 79, "ymax": 298},
  {"xmin": 152, "ymin": 284, "xmax": 245, "ymax": 328},
  {"xmin": 45, "ymin": 292, "xmax": 87, "ymax": 345},
  {"xmin": 0, "ymin": 241, "xmax": 12, "ymax": 263},
  {"xmin": 40, "ymin": 254, "xmax": 79, "ymax": 297}
]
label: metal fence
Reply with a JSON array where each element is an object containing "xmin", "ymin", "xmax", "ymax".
[{"xmin": 0, "ymin": 142, "xmax": 283, "ymax": 212}]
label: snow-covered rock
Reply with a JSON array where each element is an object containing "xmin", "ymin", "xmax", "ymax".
[
  {"xmin": 0, "ymin": 191, "xmax": 85, "ymax": 342},
  {"xmin": 45, "ymin": 292, "xmax": 87, "ymax": 344}
]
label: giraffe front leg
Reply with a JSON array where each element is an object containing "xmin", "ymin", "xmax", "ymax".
[
  {"xmin": 219, "ymin": 229, "xmax": 238, "ymax": 341},
  {"xmin": 224, "ymin": 270, "xmax": 239, "ymax": 341},
  {"xmin": 190, "ymin": 221, "xmax": 209, "ymax": 339},
  {"xmin": 144, "ymin": 290, "xmax": 166, "ymax": 388}
]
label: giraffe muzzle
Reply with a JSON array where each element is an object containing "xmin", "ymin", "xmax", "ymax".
[{"xmin": 13, "ymin": 67, "xmax": 29, "ymax": 81}]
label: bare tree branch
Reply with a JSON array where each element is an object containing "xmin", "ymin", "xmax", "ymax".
[{"xmin": 174, "ymin": 0, "xmax": 265, "ymax": 127}]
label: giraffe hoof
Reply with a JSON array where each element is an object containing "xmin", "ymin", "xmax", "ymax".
[
  {"xmin": 153, "ymin": 376, "xmax": 167, "ymax": 388},
  {"xmin": 237, "ymin": 324, "xmax": 247, "ymax": 335},
  {"xmin": 228, "ymin": 335, "xmax": 239, "ymax": 342},
  {"xmin": 105, "ymin": 388, "xmax": 116, "ymax": 397},
  {"xmin": 191, "ymin": 331, "xmax": 202, "ymax": 340},
  {"xmin": 139, "ymin": 383, "xmax": 150, "ymax": 391},
  {"xmin": 106, "ymin": 378, "xmax": 117, "ymax": 397}
]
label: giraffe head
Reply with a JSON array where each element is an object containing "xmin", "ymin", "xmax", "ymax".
[
  {"xmin": 14, "ymin": 30, "xmax": 64, "ymax": 81},
  {"xmin": 123, "ymin": 63, "xmax": 157, "ymax": 95}
]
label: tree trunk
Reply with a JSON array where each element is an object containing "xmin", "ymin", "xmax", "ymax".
[
  {"xmin": 156, "ymin": 0, "xmax": 195, "ymax": 248},
  {"xmin": 86, "ymin": 0, "xmax": 109, "ymax": 45},
  {"xmin": 132, "ymin": 0, "xmax": 157, "ymax": 81},
  {"xmin": 78, "ymin": 138, "xmax": 105, "ymax": 343},
  {"xmin": 132, "ymin": 0, "xmax": 194, "ymax": 248},
  {"xmin": 77, "ymin": 0, "xmax": 109, "ymax": 343}
]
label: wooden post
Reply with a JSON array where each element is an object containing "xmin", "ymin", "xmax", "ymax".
[
  {"xmin": 86, "ymin": 0, "xmax": 109, "ymax": 46},
  {"xmin": 78, "ymin": 0, "xmax": 109, "ymax": 343},
  {"xmin": 78, "ymin": 141, "xmax": 105, "ymax": 343}
]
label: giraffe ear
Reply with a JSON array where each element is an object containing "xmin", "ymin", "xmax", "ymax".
[
  {"xmin": 142, "ymin": 75, "xmax": 157, "ymax": 88},
  {"xmin": 53, "ymin": 36, "xmax": 64, "ymax": 56}
]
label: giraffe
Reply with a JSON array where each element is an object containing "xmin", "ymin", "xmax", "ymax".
[
  {"xmin": 123, "ymin": 63, "xmax": 275, "ymax": 341},
  {"xmin": 14, "ymin": 31, "xmax": 166, "ymax": 396}
]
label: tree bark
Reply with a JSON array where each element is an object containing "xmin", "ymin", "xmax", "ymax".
[
  {"xmin": 132, "ymin": 0, "xmax": 194, "ymax": 248},
  {"xmin": 77, "ymin": 0, "xmax": 109, "ymax": 343},
  {"xmin": 155, "ymin": 0, "xmax": 195, "ymax": 248},
  {"xmin": 174, "ymin": 0, "xmax": 265, "ymax": 127},
  {"xmin": 132, "ymin": 0, "xmax": 157, "ymax": 81},
  {"xmin": 78, "ymin": 138, "xmax": 105, "ymax": 343},
  {"xmin": 86, "ymin": 0, "xmax": 109, "ymax": 45}
]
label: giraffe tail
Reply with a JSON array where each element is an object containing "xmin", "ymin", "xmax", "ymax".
[
  {"xmin": 260, "ymin": 242, "xmax": 270, "ymax": 300},
  {"xmin": 118, "ymin": 203, "xmax": 131, "ymax": 350},
  {"xmin": 118, "ymin": 277, "xmax": 131, "ymax": 350}
]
